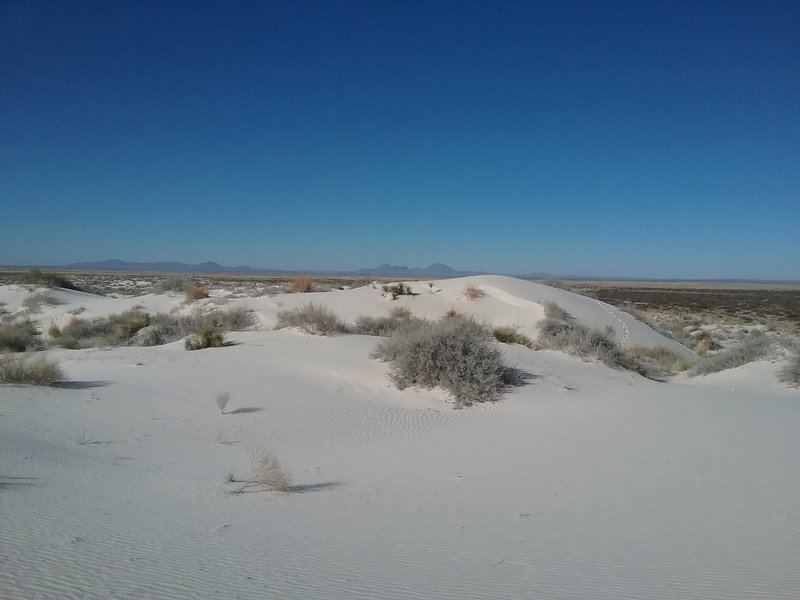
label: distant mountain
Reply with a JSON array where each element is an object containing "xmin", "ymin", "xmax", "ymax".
[
  {"xmin": 60, "ymin": 260, "xmax": 292, "ymax": 274},
  {"xmin": 357, "ymin": 263, "xmax": 485, "ymax": 277}
]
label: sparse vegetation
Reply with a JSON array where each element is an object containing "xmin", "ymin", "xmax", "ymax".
[
  {"xmin": 441, "ymin": 306, "xmax": 460, "ymax": 320},
  {"xmin": 275, "ymin": 303, "xmax": 345, "ymax": 335},
  {"xmin": 0, "ymin": 354, "xmax": 65, "ymax": 386},
  {"xmin": 689, "ymin": 331, "xmax": 773, "ymax": 376},
  {"xmin": 463, "ymin": 283, "xmax": 486, "ymax": 301},
  {"xmin": 291, "ymin": 276, "xmax": 315, "ymax": 293},
  {"xmin": 236, "ymin": 449, "xmax": 293, "ymax": 493},
  {"xmin": 382, "ymin": 283, "xmax": 413, "ymax": 300},
  {"xmin": 17, "ymin": 269, "xmax": 81, "ymax": 291},
  {"xmin": 543, "ymin": 300, "xmax": 569, "ymax": 321},
  {"xmin": 0, "ymin": 318, "xmax": 39, "ymax": 352},
  {"xmin": 22, "ymin": 290, "xmax": 60, "ymax": 313},
  {"xmin": 352, "ymin": 315, "xmax": 412, "ymax": 337},
  {"xmin": 184, "ymin": 286, "xmax": 209, "ymax": 303},
  {"xmin": 629, "ymin": 345, "xmax": 693, "ymax": 375},
  {"xmin": 779, "ymin": 352, "xmax": 800, "ymax": 388},
  {"xmin": 49, "ymin": 306, "xmax": 254, "ymax": 349},
  {"xmin": 371, "ymin": 316, "xmax": 509, "ymax": 407},
  {"xmin": 536, "ymin": 318, "xmax": 650, "ymax": 377},
  {"xmin": 184, "ymin": 329, "xmax": 226, "ymax": 350},
  {"xmin": 492, "ymin": 326, "xmax": 534, "ymax": 348},
  {"xmin": 388, "ymin": 305, "xmax": 412, "ymax": 319},
  {"xmin": 215, "ymin": 391, "xmax": 231, "ymax": 413}
]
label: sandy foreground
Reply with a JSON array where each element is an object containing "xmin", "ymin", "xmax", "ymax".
[{"xmin": 1, "ymin": 275, "xmax": 798, "ymax": 599}]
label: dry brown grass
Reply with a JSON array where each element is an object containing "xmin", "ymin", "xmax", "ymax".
[
  {"xmin": 389, "ymin": 306, "xmax": 412, "ymax": 319},
  {"xmin": 0, "ymin": 354, "xmax": 65, "ymax": 386},
  {"xmin": 237, "ymin": 449, "xmax": 293, "ymax": 493},
  {"xmin": 184, "ymin": 286, "xmax": 209, "ymax": 303},
  {"xmin": 291, "ymin": 276, "xmax": 314, "ymax": 293},
  {"xmin": 463, "ymin": 283, "xmax": 486, "ymax": 301},
  {"xmin": 441, "ymin": 306, "xmax": 460, "ymax": 320}
]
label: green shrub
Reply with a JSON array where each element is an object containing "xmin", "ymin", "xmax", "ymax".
[
  {"xmin": 371, "ymin": 317, "xmax": 509, "ymax": 407},
  {"xmin": 51, "ymin": 309, "xmax": 152, "ymax": 348},
  {"xmin": 185, "ymin": 329, "xmax": 225, "ymax": 350},
  {"xmin": 492, "ymin": 326, "xmax": 534, "ymax": 348},
  {"xmin": 629, "ymin": 345, "xmax": 692, "ymax": 375},
  {"xmin": 382, "ymin": 283, "xmax": 413, "ymax": 300},
  {"xmin": 352, "ymin": 315, "xmax": 412, "ymax": 337},
  {"xmin": 0, "ymin": 354, "xmax": 64, "ymax": 386},
  {"xmin": 275, "ymin": 303, "xmax": 345, "ymax": 335}
]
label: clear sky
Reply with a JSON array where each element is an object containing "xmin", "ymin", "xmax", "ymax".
[{"xmin": 1, "ymin": 1, "xmax": 798, "ymax": 279}]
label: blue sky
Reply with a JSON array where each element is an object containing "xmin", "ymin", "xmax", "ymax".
[{"xmin": 1, "ymin": 1, "xmax": 798, "ymax": 279}]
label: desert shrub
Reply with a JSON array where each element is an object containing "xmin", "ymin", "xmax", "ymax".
[
  {"xmin": 536, "ymin": 318, "xmax": 650, "ymax": 377},
  {"xmin": 291, "ymin": 276, "xmax": 314, "ymax": 293},
  {"xmin": 184, "ymin": 286, "xmax": 209, "ymax": 303},
  {"xmin": 348, "ymin": 279, "xmax": 370, "ymax": 289},
  {"xmin": 543, "ymin": 300, "xmax": 569, "ymax": 321},
  {"xmin": 492, "ymin": 326, "xmax": 534, "ymax": 348},
  {"xmin": 629, "ymin": 345, "xmax": 692, "ymax": 375},
  {"xmin": 234, "ymin": 449, "xmax": 293, "ymax": 493},
  {"xmin": 0, "ymin": 318, "xmax": 39, "ymax": 352},
  {"xmin": 779, "ymin": 352, "xmax": 800, "ymax": 387},
  {"xmin": 352, "ymin": 315, "xmax": 413, "ymax": 337},
  {"xmin": 51, "ymin": 309, "xmax": 152, "ymax": 348},
  {"xmin": 371, "ymin": 316, "xmax": 508, "ymax": 407},
  {"xmin": 689, "ymin": 331, "xmax": 773, "ymax": 376},
  {"xmin": 185, "ymin": 329, "xmax": 225, "ymax": 350},
  {"xmin": 389, "ymin": 305, "xmax": 412, "ymax": 319},
  {"xmin": 215, "ymin": 391, "xmax": 230, "ymax": 413},
  {"xmin": 17, "ymin": 269, "xmax": 80, "ymax": 291},
  {"xmin": 0, "ymin": 354, "xmax": 64, "ymax": 386},
  {"xmin": 441, "ymin": 306, "xmax": 461, "ymax": 320},
  {"xmin": 463, "ymin": 283, "xmax": 486, "ymax": 301},
  {"xmin": 22, "ymin": 291, "xmax": 60, "ymax": 313},
  {"xmin": 275, "ymin": 303, "xmax": 345, "ymax": 335},
  {"xmin": 153, "ymin": 276, "xmax": 189, "ymax": 294},
  {"xmin": 382, "ymin": 283, "xmax": 413, "ymax": 300}
]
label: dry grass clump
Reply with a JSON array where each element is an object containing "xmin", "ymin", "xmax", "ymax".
[
  {"xmin": 352, "ymin": 315, "xmax": 413, "ymax": 337},
  {"xmin": 382, "ymin": 283, "xmax": 413, "ymax": 300},
  {"xmin": 22, "ymin": 291, "xmax": 60, "ymax": 313},
  {"xmin": 0, "ymin": 318, "xmax": 39, "ymax": 352},
  {"xmin": 184, "ymin": 286, "xmax": 210, "ymax": 303},
  {"xmin": 388, "ymin": 305, "xmax": 413, "ymax": 319},
  {"xmin": 543, "ymin": 300, "xmax": 569, "ymax": 321},
  {"xmin": 779, "ymin": 352, "xmax": 800, "ymax": 388},
  {"xmin": 215, "ymin": 392, "xmax": 230, "ymax": 414},
  {"xmin": 492, "ymin": 326, "xmax": 534, "ymax": 348},
  {"xmin": 536, "ymin": 318, "xmax": 651, "ymax": 377},
  {"xmin": 689, "ymin": 331, "xmax": 773, "ymax": 376},
  {"xmin": 629, "ymin": 345, "xmax": 693, "ymax": 375},
  {"xmin": 51, "ymin": 308, "xmax": 152, "ymax": 349},
  {"xmin": 371, "ymin": 316, "xmax": 509, "ymax": 407},
  {"xmin": 153, "ymin": 276, "xmax": 189, "ymax": 294},
  {"xmin": 275, "ymin": 303, "xmax": 345, "ymax": 335},
  {"xmin": 291, "ymin": 276, "xmax": 315, "ymax": 293},
  {"xmin": 463, "ymin": 283, "xmax": 486, "ymax": 300},
  {"xmin": 236, "ymin": 449, "xmax": 293, "ymax": 493},
  {"xmin": 0, "ymin": 354, "xmax": 64, "ymax": 386},
  {"xmin": 184, "ymin": 329, "xmax": 225, "ymax": 350},
  {"xmin": 441, "ymin": 306, "xmax": 460, "ymax": 320}
]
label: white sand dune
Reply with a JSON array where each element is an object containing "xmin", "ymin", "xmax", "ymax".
[{"xmin": 1, "ymin": 276, "xmax": 798, "ymax": 599}]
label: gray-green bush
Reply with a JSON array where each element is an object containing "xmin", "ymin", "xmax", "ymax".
[
  {"xmin": 536, "ymin": 318, "xmax": 650, "ymax": 377},
  {"xmin": 689, "ymin": 331, "xmax": 773, "ymax": 376},
  {"xmin": 0, "ymin": 318, "xmax": 39, "ymax": 352},
  {"xmin": 17, "ymin": 269, "xmax": 81, "ymax": 291},
  {"xmin": 779, "ymin": 352, "xmax": 800, "ymax": 387},
  {"xmin": 382, "ymin": 283, "xmax": 413, "ymax": 300},
  {"xmin": 0, "ymin": 354, "xmax": 64, "ymax": 386},
  {"xmin": 371, "ymin": 317, "xmax": 509, "ymax": 407},
  {"xmin": 543, "ymin": 300, "xmax": 569, "ymax": 321},
  {"xmin": 275, "ymin": 303, "xmax": 345, "ymax": 335}
]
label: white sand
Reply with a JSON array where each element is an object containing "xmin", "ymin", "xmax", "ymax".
[{"xmin": 1, "ymin": 276, "xmax": 798, "ymax": 599}]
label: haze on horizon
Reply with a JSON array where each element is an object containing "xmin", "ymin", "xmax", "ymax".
[{"xmin": 1, "ymin": 1, "xmax": 798, "ymax": 280}]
